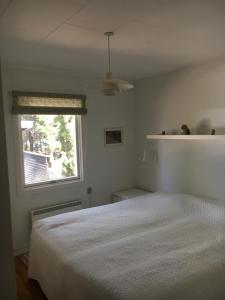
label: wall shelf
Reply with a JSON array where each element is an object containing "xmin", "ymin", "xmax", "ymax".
[{"xmin": 146, "ymin": 135, "xmax": 225, "ymax": 140}]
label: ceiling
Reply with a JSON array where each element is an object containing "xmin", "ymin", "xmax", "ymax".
[{"xmin": 1, "ymin": 0, "xmax": 225, "ymax": 80}]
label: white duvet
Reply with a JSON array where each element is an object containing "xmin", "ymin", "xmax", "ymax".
[{"xmin": 29, "ymin": 193, "xmax": 225, "ymax": 300}]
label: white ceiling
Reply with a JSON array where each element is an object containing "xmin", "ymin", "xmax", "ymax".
[{"xmin": 1, "ymin": 0, "xmax": 225, "ymax": 80}]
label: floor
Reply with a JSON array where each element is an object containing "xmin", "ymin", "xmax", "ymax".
[{"xmin": 15, "ymin": 257, "xmax": 47, "ymax": 300}]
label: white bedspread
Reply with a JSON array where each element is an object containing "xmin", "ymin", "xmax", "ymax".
[{"xmin": 29, "ymin": 193, "xmax": 225, "ymax": 300}]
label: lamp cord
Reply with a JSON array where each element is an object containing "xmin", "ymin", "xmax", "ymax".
[{"xmin": 107, "ymin": 34, "xmax": 111, "ymax": 73}]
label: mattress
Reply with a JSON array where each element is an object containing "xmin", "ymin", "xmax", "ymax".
[{"xmin": 29, "ymin": 192, "xmax": 225, "ymax": 300}]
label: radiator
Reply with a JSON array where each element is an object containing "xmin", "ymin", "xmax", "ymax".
[{"xmin": 31, "ymin": 200, "xmax": 83, "ymax": 225}]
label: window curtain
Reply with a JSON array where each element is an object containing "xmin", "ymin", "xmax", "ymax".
[{"xmin": 12, "ymin": 91, "xmax": 87, "ymax": 115}]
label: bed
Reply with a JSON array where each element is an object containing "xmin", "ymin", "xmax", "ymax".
[{"xmin": 29, "ymin": 192, "xmax": 225, "ymax": 300}]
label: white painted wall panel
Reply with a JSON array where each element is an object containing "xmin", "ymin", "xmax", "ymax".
[
  {"xmin": 2, "ymin": 64, "xmax": 135, "ymax": 253},
  {"xmin": 135, "ymin": 60, "xmax": 225, "ymax": 201}
]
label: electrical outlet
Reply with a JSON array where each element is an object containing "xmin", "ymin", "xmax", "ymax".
[{"xmin": 87, "ymin": 187, "xmax": 92, "ymax": 194}]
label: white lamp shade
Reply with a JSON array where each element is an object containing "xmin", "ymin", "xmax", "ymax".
[{"xmin": 99, "ymin": 72, "xmax": 134, "ymax": 96}]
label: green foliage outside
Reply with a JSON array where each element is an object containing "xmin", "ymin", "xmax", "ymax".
[{"xmin": 22, "ymin": 115, "xmax": 75, "ymax": 177}]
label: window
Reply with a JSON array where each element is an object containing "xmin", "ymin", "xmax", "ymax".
[
  {"xmin": 12, "ymin": 91, "xmax": 86, "ymax": 189},
  {"xmin": 19, "ymin": 114, "xmax": 80, "ymax": 186}
]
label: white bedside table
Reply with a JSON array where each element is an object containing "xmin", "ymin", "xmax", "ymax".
[{"xmin": 112, "ymin": 188, "xmax": 151, "ymax": 203}]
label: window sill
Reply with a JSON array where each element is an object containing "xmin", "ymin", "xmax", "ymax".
[{"xmin": 16, "ymin": 177, "xmax": 84, "ymax": 197}]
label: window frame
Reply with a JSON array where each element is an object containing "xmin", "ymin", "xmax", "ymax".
[{"xmin": 14, "ymin": 114, "xmax": 84, "ymax": 194}]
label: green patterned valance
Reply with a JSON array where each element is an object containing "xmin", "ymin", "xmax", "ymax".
[{"xmin": 12, "ymin": 91, "xmax": 87, "ymax": 115}]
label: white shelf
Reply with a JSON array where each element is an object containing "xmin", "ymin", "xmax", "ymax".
[{"xmin": 146, "ymin": 135, "xmax": 225, "ymax": 140}]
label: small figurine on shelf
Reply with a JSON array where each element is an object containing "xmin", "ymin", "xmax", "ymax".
[
  {"xmin": 211, "ymin": 129, "xmax": 215, "ymax": 135},
  {"xmin": 181, "ymin": 124, "xmax": 190, "ymax": 135},
  {"xmin": 162, "ymin": 131, "xmax": 166, "ymax": 135}
]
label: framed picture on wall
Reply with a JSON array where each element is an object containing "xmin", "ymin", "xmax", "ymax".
[{"xmin": 104, "ymin": 128, "xmax": 123, "ymax": 146}]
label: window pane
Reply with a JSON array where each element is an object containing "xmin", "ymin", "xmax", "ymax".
[{"xmin": 20, "ymin": 115, "xmax": 78, "ymax": 186}]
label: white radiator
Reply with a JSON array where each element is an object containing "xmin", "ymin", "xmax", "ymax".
[{"xmin": 31, "ymin": 200, "xmax": 83, "ymax": 225}]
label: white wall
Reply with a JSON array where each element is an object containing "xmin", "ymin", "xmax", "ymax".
[
  {"xmin": 2, "ymin": 64, "xmax": 136, "ymax": 254},
  {"xmin": 135, "ymin": 60, "xmax": 225, "ymax": 201}
]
